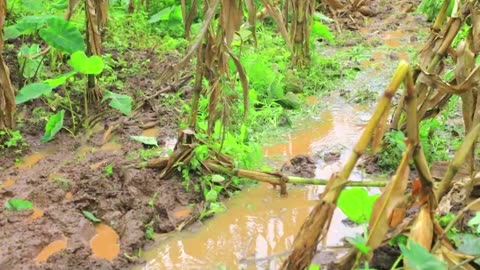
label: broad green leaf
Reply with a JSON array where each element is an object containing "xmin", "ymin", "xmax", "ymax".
[
  {"xmin": 18, "ymin": 44, "xmax": 42, "ymax": 79},
  {"xmin": 22, "ymin": 0, "xmax": 44, "ymax": 11},
  {"xmin": 5, "ymin": 198, "xmax": 33, "ymax": 211},
  {"xmin": 102, "ymin": 90, "xmax": 133, "ymax": 116},
  {"xmin": 130, "ymin": 135, "xmax": 158, "ymax": 146},
  {"xmin": 346, "ymin": 234, "xmax": 370, "ymax": 255},
  {"xmin": 39, "ymin": 17, "xmax": 85, "ymax": 53},
  {"xmin": 338, "ymin": 187, "xmax": 379, "ymax": 224},
  {"xmin": 399, "ymin": 241, "xmax": 447, "ymax": 270},
  {"xmin": 41, "ymin": 110, "xmax": 65, "ymax": 142},
  {"xmin": 308, "ymin": 265, "xmax": 321, "ymax": 270},
  {"xmin": 205, "ymin": 189, "xmax": 218, "ymax": 202},
  {"xmin": 457, "ymin": 233, "xmax": 480, "ymax": 255},
  {"xmin": 4, "ymin": 26, "xmax": 21, "ymax": 40},
  {"xmin": 148, "ymin": 7, "xmax": 174, "ymax": 23},
  {"xmin": 468, "ymin": 212, "xmax": 480, "ymax": 233},
  {"xmin": 311, "ymin": 21, "xmax": 334, "ymax": 42},
  {"xmin": 211, "ymin": 174, "xmax": 225, "ymax": 183},
  {"xmin": 14, "ymin": 15, "xmax": 54, "ymax": 35},
  {"xmin": 44, "ymin": 71, "xmax": 77, "ymax": 87},
  {"xmin": 51, "ymin": 0, "xmax": 68, "ymax": 9},
  {"xmin": 82, "ymin": 210, "xmax": 101, "ymax": 223},
  {"xmin": 67, "ymin": 51, "xmax": 104, "ymax": 75},
  {"xmin": 15, "ymin": 82, "xmax": 53, "ymax": 104}
]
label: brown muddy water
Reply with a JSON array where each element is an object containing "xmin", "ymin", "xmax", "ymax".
[{"xmin": 139, "ymin": 97, "xmax": 380, "ymax": 270}]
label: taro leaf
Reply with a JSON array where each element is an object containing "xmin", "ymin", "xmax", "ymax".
[
  {"xmin": 44, "ymin": 71, "xmax": 77, "ymax": 87},
  {"xmin": 468, "ymin": 212, "xmax": 480, "ymax": 233},
  {"xmin": 102, "ymin": 90, "xmax": 133, "ymax": 116},
  {"xmin": 18, "ymin": 44, "xmax": 42, "ymax": 79},
  {"xmin": 311, "ymin": 21, "xmax": 334, "ymax": 42},
  {"xmin": 130, "ymin": 135, "xmax": 158, "ymax": 146},
  {"xmin": 5, "ymin": 198, "xmax": 33, "ymax": 211},
  {"xmin": 211, "ymin": 174, "xmax": 225, "ymax": 183},
  {"xmin": 41, "ymin": 110, "xmax": 65, "ymax": 142},
  {"xmin": 4, "ymin": 26, "xmax": 21, "ymax": 40},
  {"xmin": 39, "ymin": 17, "xmax": 85, "ymax": 54},
  {"xmin": 15, "ymin": 82, "xmax": 53, "ymax": 104},
  {"xmin": 346, "ymin": 234, "xmax": 370, "ymax": 255},
  {"xmin": 67, "ymin": 51, "xmax": 104, "ymax": 75},
  {"xmin": 399, "ymin": 241, "xmax": 447, "ymax": 270},
  {"xmin": 82, "ymin": 210, "xmax": 101, "ymax": 223},
  {"xmin": 205, "ymin": 189, "xmax": 218, "ymax": 202},
  {"xmin": 338, "ymin": 187, "xmax": 379, "ymax": 224},
  {"xmin": 51, "ymin": 0, "xmax": 68, "ymax": 10},
  {"xmin": 457, "ymin": 233, "xmax": 480, "ymax": 255},
  {"xmin": 148, "ymin": 7, "xmax": 174, "ymax": 23},
  {"xmin": 14, "ymin": 15, "xmax": 54, "ymax": 35},
  {"xmin": 21, "ymin": 0, "xmax": 44, "ymax": 11}
]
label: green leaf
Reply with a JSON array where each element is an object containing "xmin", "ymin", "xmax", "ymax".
[
  {"xmin": 346, "ymin": 234, "xmax": 370, "ymax": 255},
  {"xmin": 338, "ymin": 187, "xmax": 379, "ymax": 224},
  {"xmin": 21, "ymin": 0, "xmax": 44, "ymax": 11},
  {"xmin": 39, "ymin": 17, "xmax": 85, "ymax": 53},
  {"xmin": 205, "ymin": 189, "xmax": 218, "ymax": 202},
  {"xmin": 308, "ymin": 265, "xmax": 321, "ymax": 270},
  {"xmin": 468, "ymin": 212, "xmax": 480, "ymax": 233},
  {"xmin": 14, "ymin": 15, "xmax": 54, "ymax": 35},
  {"xmin": 130, "ymin": 135, "xmax": 158, "ymax": 146},
  {"xmin": 4, "ymin": 26, "xmax": 21, "ymax": 40},
  {"xmin": 311, "ymin": 21, "xmax": 334, "ymax": 42},
  {"xmin": 82, "ymin": 210, "xmax": 101, "ymax": 223},
  {"xmin": 67, "ymin": 51, "xmax": 104, "ymax": 75},
  {"xmin": 457, "ymin": 233, "xmax": 480, "ymax": 255},
  {"xmin": 41, "ymin": 110, "xmax": 65, "ymax": 142},
  {"xmin": 44, "ymin": 71, "xmax": 77, "ymax": 87},
  {"xmin": 148, "ymin": 7, "xmax": 174, "ymax": 23},
  {"xmin": 18, "ymin": 44, "xmax": 42, "ymax": 79},
  {"xmin": 399, "ymin": 241, "xmax": 447, "ymax": 270},
  {"xmin": 5, "ymin": 198, "xmax": 33, "ymax": 211},
  {"xmin": 15, "ymin": 82, "xmax": 53, "ymax": 104},
  {"xmin": 211, "ymin": 174, "xmax": 225, "ymax": 183},
  {"xmin": 102, "ymin": 90, "xmax": 133, "ymax": 116}
]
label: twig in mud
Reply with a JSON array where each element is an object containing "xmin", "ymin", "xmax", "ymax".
[{"xmin": 143, "ymin": 74, "xmax": 193, "ymax": 101}]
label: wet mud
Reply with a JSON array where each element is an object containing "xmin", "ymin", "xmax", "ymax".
[{"xmin": 0, "ymin": 49, "xmax": 198, "ymax": 270}]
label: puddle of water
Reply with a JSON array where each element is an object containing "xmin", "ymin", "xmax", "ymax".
[
  {"xmin": 27, "ymin": 207, "xmax": 44, "ymax": 221},
  {"xmin": 2, "ymin": 178, "xmax": 16, "ymax": 188},
  {"xmin": 100, "ymin": 142, "xmax": 122, "ymax": 152},
  {"xmin": 90, "ymin": 223, "xmax": 120, "ymax": 260},
  {"xmin": 17, "ymin": 152, "xmax": 47, "ymax": 169},
  {"xmin": 173, "ymin": 207, "xmax": 192, "ymax": 219},
  {"xmin": 141, "ymin": 97, "xmax": 376, "ymax": 270},
  {"xmin": 34, "ymin": 238, "xmax": 67, "ymax": 263},
  {"xmin": 142, "ymin": 127, "xmax": 161, "ymax": 137}
]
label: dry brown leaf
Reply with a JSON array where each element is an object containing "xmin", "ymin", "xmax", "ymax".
[
  {"xmin": 366, "ymin": 143, "xmax": 412, "ymax": 258},
  {"xmin": 472, "ymin": 7, "xmax": 480, "ymax": 53},
  {"xmin": 219, "ymin": 0, "xmax": 242, "ymax": 45},
  {"xmin": 409, "ymin": 203, "xmax": 433, "ymax": 251},
  {"xmin": 417, "ymin": 66, "xmax": 480, "ymax": 95},
  {"xmin": 440, "ymin": 245, "xmax": 477, "ymax": 270},
  {"xmin": 258, "ymin": 0, "xmax": 292, "ymax": 51}
]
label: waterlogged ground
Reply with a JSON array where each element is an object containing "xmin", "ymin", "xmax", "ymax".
[
  {"xmin": 138, "ymin": 2, "xmax": 429, "ymax": 269},
  {"xmin": 0, "ymin": 1, "xmax": 429, "ymax": 269},
  {"xmin": 140, "ymin": 97, "xmax": 376, "ymax": 270}
]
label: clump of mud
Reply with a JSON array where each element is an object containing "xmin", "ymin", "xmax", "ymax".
[{"xmin": 280, "ymin": 155, "xmax": 317, "ymax": 178}]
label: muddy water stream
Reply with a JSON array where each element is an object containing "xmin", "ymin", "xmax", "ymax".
[{"xmin": 140, "ymin": 97, "xmax": 379, "ymax": 270}]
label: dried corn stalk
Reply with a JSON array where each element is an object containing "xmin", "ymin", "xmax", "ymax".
[{"xmin": 0, "ymin": 0, "xmax": 16, "ymax": 130}]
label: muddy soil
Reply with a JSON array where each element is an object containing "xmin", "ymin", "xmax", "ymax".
[{"xmin": 0, "ymin": 48, "xmax": 199, "ymax": 269}]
